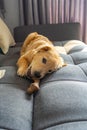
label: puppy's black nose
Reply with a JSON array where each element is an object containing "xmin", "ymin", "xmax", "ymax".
[{"xmin": 34, "ymin": 71, "xmax": 41, "ymax": 78}]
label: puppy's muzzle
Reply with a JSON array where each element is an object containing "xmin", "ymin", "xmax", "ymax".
[
  {"xmin": 34, "ymin": 71, "xmax": 41, "ymax": 78},
  {"xmin": 27, "ymin": 67, "xmax": 41, "ymax": 79}
]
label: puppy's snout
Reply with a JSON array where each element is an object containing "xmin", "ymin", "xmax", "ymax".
[{"xmin": 34, "ymin": 71, "xmax": 41, "ymax": 78}]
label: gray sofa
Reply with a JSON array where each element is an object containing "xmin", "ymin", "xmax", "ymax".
[{"xmin": 0, "ymin": 23, "xmax": 87, "ymax": 130}]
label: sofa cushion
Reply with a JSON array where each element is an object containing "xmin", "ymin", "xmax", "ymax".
[
  {"xmin": 0, "ymin": 84, "xmax": 33, "ymax": 130},
  {"xmin": 0, "ymin": 39, "xmax": 87, "ymax": 130},
  {"xmin": 0, "ymin": 43, "xmax": 33, "ymax": 130},
  {"xmin": 44, "ymin": 122, "xmax": 87, "ymax": 130},
  {"xmin": 33, "ymin": 81, "xmax": 87, "ymax": 130},
  {"xmin": 32, "ymin": 40, "xmax": 87, "ymax": 130},
  {"xmin": 0, "ymin": 129, "xmax": 10, "ymax": 130}
]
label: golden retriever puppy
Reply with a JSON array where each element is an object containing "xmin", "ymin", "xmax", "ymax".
[{"xmin": 17, "ymin": 32, "xmax": 66, "ymax": 94}]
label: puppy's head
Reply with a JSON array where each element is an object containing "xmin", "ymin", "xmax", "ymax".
[{"xmin": 26, "ymin": 45, "xmax": 66, "ymax": 79}]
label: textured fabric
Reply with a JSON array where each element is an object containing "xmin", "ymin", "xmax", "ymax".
[
  {"xmin": 1, "ymin": 24, "xmax": 87, "ymax": 130},
  {"xmin": 0, "ymin": 43, "xmax": 33, "ymax": 130},
  {"xmin": 0, "ymin": 40, "xmax": 87, "ymax": 130},
  {"xmin": 33, "ymin": 41, "xmax": 87, "ymax": 130},
  {"xmin": 0, "ymin": 85, "xmax": 33, "ymax": 130},
  {"xmin": 0, "ymin": 129, "xmax": 9, "ymax": 130},
  {"xmin": 14, "ymin": 23, "xmax": 81, "ymax": 42},
  {"xmin": 33, "ymin": 82, "xmax": 87, "ymax": 130},
  {"xmin": 44, "ymin": 122, "xmax": 87, "ymax": 130},
  {"xmin": 0, "ymin": 0, "xmax": 5, "ymax": 18},
  {"xmin": 18, "ymin": 0, "xmax": 87, "ymax": 43}
]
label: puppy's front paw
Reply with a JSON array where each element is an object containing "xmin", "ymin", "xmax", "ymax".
[
  {"xmin": 27, "ymin": 83, "xmax": 40, "ymax": 94},
  {"xmin": 17, "ymin": 68, "xmax": 26, "ymax": 77},
  {"xmin": 58, "ymin": 57, "xmax": 67, "ymax": 69}
]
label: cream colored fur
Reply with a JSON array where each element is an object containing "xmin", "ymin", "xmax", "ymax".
[
  {"xmin": 55, "ymin": 40, "xmax": 85, "ymax": 55},
  {"xmin": 0, "ymin": 18, "xmax": 15, "ymax": 54},
  {"xmin": 17, "ymin": 32, "xmax": 66, "ymax": 94},
  {"xmin": 0, "ymin": 70, "xmax": 6, "ymax": 79}
]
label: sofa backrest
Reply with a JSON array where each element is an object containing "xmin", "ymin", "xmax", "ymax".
[{"xmin": 14, "ymin": 23, "xmax": 82, "ymax": 42}]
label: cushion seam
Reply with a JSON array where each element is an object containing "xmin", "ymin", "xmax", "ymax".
[
  {"xmin": 78, "ymin": 65, "xmax": 87, "ymax": 77},
  {"xmin": 41, "ymin": 79, "xmax": 87, "ymax": 86},
  {"xmin": 42, "ymin": 120, "xmax": 87, "ymax": 130},
  {"xmin": 69, "ymin": 54, "xmax": 76, "ymax": 65}
]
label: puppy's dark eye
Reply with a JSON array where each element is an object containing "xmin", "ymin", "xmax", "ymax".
[
  {"xmin": 42, "ymin": 58, "xmax": 47, "ymax": 64},
  {"xmin": 48, "ymin": 70, "xmax": 52, "ymax": 73}
]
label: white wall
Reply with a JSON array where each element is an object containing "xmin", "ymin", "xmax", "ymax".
[{"xmin": 4, "ymin": 0, "xmax": 20, "ymax": 32}]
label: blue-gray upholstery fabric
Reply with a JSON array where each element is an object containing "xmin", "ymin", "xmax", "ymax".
[
  {"xmin": 44, "ymin": 122, "xmax": 87, "ymax": 130},
  {"xmin": 0, "ymin": 129, "xmax": 9, "ymax": 130},
  {"xmin": 33, "ymin": 41, "xmax": 87, "ymax": 130},
  {"xmin": 0, "ymin": 40, "xmax": 87, "ymax": 130},
  {"xmin": 0, "ymin": 43, "xmax": 33, "ymax": 130}
]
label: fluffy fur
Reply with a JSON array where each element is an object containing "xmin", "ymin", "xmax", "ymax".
[{"xmin": 17, "ymin": 32, "xmax": 66, "ymax": 94}]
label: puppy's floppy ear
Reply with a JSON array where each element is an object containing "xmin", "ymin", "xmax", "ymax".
[
  {"xmin": 23, "ymin": 46, "xmax": 52, "ymax": 63},
  {"xmin": 20, "ymin": 32, "xmax": 39, "ymax": 55},
  {"xmin": 25, "ymin": 32, "xmax": 38, "ymax": 43},
  {"xmin": 41, "ymin": 46, "xmax": 51, "ymax": 51},
  {"xmin": 36, "ymin": 45, "xmax": 52, "ymax": 52},
  {"xmin": 23, "ymin": 45, "xmax": 52, "ymax": 63}
]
